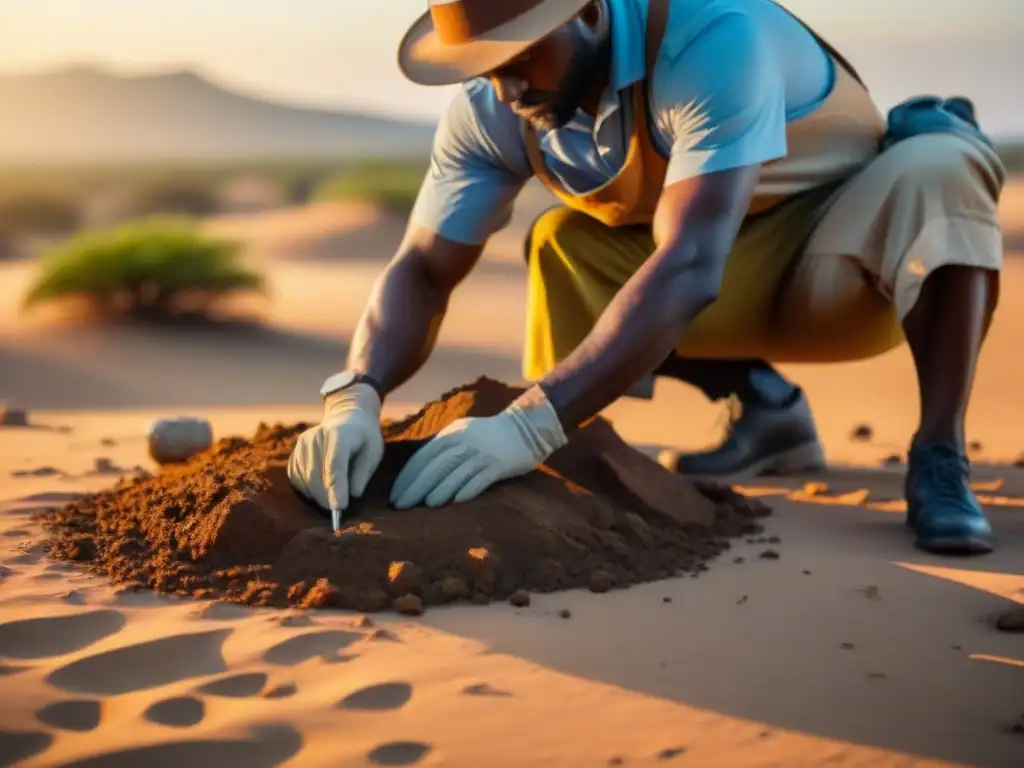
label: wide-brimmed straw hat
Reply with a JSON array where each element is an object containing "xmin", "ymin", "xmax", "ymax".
[{"xmin": 398, "ymin": 0, "xmax": 593, "ymax": 86}]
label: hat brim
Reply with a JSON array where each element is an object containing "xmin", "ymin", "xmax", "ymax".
[{"xmin": 397, "ymin": 0, "xmax": 593, "ymax": 87}]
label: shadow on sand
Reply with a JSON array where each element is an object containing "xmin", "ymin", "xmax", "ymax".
[{"xmin": 422, "ymin": 481, "xmax": 1024, "ymax": 767}]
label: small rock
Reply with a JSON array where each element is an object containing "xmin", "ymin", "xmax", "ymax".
[
  {"xmin": 559, "ymin": 608, "xmax": 572, "ymax": 619},
  {"xmin": 866, "ymin": 671, "xmax": 887, "ymax": 680},
  {"xmin": 662, "ymin": 596, "xmax": 672, "ymax": 603},
  {"xmin": 733, "ymin": 557, "xmax": 745, "ymax": 564},
  {"xmin": 386, "ymin": 560, "xmax": 423, "ymax": 597},
  {"xmin": 277, "ymin": 613, "xmax": 312, "ymax": 628},
  {"xmin": 588, "ymin": 569, "xmax": 613, "ymax": 593},
  {"xmin": 995, "ymin": 607, "xmax": 1024, "ymax": 633},
  {"xmin": 61, "ymin": 590, "xmax": 85, "ymax": 605},
  {"xmin": 100, "ymin": 437, "xmax": 117, "ymax": 447},
  {"xmin": 393, "ymin": 594, "xmax": 424, "ymax": 616},
  {"xmin": 968, "ymin": 440, "xmax": 983, "ymax": 453},
  {"xmin": 759, "ymin": 549, "xmax": 780, "ymax": 560},
  {"xmin": 766, "ymin": 535, "xmax": 781, "ymax": 544},
  {"xmin": 440, "ymin": 576, "xmax": 469, "ymax": 603},
  {"xmin": 841, "ymin": 642, "xmax": 856, "ymax": 650},
  {"xmin": 509, "ymin": 589, "xmax": 531, "ymax": 607},
  {"xmin": 93, "ymin": 457, "xmax": 120, "ymax": 474},
  {"xmin": 850, "ymin": 424, "xmax": 873, "ymax": 442},
  {"xmin": 737, "ymin": 595, "xmax": 748, "ymax": 605},
  {"xmin": 146, "ymin": 417, "xmax": 214, "ymax": 465},
  {"xmin": 882, "ymin": 454, "xmax": 903, "ymax": 467},
  {"xmin": 368, "ymin": 628, "xmax": 398, "ymax": 642},
  {"xmin": 354, "ymin": 615, "xmax": 374, "ymax": 629},
  {"xmin": 803, "ymin": 570, "xmax": 812, "ymax": 575},
  {"xmin": 951, "ymin": 645, "xmax": 962, "ymax": 651},
  {"xmin": 1008, "ymin": 713, "xmax": 1024, "ymax": 734},
  {"xmin": 0, "ymin": 403, "xmax": 28, "ymax": 427}
]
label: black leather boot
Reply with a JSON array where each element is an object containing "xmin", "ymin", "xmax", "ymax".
[{"xmin": 663, "ymin": 388, "xmax": 826, "ymax": 481}]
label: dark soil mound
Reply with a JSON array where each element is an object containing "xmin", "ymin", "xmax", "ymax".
[{"xmin": 37, "ymin": 377, "xmax": 771, "ymax": 612}]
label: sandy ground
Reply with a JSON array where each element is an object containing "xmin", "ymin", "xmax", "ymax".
[{"xmin": 1, "ymin": 179, "xmax": 1023, "ymax": 766}]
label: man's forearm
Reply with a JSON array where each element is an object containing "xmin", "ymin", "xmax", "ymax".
[
  {"xmin": 538, "ymin": 241, "xmax": 721, "ymax": 429},
  {"xmin": 346, "ymin": 255, "xmax": 449, "ymax": 398}
]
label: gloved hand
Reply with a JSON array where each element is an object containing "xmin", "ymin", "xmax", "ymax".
[
  {"xmin": 390, "ymin": 385, "xmax": 567, "ymax": 509},
  {"xmin": 288, "ymin": 383, "xmax": 385, "ymax": 513}
]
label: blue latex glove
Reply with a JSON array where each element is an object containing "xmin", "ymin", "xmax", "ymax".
[{"xmin": 389, "ymin": 385, "xmax": 568, "ymax": 509}]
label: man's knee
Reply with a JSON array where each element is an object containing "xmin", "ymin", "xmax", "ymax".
[
  {"xmin": 885, "ymin": 134, "xmax": 1006, "ymax": 319},
  {"xmin": 890, "ymin": 133, "xmax": 1005, "ymax": 214}
]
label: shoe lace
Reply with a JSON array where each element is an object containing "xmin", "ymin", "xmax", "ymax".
[{"xmin": 917, "ymin": 445, "xmax": 970, "ymax": 499}]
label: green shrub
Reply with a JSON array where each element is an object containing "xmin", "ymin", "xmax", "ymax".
[
  {"xmin": 22, "ymin": 217, "xmax": 265, "ymax": 320},
  {"xmin": 311, "ymin": 160, "xmax": 427, "ymax": 214}
]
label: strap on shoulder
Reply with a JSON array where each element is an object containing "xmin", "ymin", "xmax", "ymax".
[
  {"xmin": 644, "ymin": 0, "xmax": 671, "ymax": 77},
  {"xmin": 773, "ymin": 3, "xmax": 867, "ymax": 88}
]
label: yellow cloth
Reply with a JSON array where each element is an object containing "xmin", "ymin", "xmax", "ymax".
[
  {"xmin": 522, "ymin": 132, "xmax": 1006, "ymax": 382},
  {"xmin": 523, "ymin": 182, "xmax": 903, "ymax": 381}
]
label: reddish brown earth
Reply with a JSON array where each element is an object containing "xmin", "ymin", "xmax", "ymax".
[{"xmin": 38, "ymin": 377, "xmax": 771, "ymax": 612}]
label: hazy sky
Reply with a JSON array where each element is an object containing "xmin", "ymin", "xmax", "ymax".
[{"xmin": 1, "ymin": 0, "xmax": 1021, "ymax": 132}]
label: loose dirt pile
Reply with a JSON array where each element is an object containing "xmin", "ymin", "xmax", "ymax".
[{"xmin": 38, "ymin": 377, "xmax": 771, "ymax": 613}]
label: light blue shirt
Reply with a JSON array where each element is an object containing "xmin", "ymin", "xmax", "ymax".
[{"xmin": 408, "ymin": 0, "xmax": 836, "ymax": 246}]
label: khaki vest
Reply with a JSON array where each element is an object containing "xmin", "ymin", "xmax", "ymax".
[{"xmin": 523, "ymin": 0, "xmax": 887, "ymax": 227}]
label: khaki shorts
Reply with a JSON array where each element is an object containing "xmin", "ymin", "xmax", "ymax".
[{"xmin": 522, "ymin": 133, "xmax": 1006, "ymax": 380}]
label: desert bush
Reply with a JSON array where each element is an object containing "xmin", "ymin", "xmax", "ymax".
[
  {"xmin": 22, "ymin": 217, "xmax": 265, "ymax": 320},
  {"xmin": 311, "ymin": 159, "xmax": 427, "ymax": 214}
]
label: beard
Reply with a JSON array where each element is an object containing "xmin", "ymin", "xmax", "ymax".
[{"xmin": 514, "ymin": 23, "xmax": 611, "ymax": 132}]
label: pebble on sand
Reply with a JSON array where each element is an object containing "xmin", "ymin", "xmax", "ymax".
[
  {"xmin": 394, "ymin": 594, "xmax": 424, "ymax": 616},
  {"xmin": 146, "ymin": 417, "xmax": 214, "ymax": 465},
  {"xmin": 0, "ymin": 403, "xmax": 28, "ymax": 427},
  {"xmin": 850, "ymin": 424, "xmax": 873, "ymax": 442},
  {"xmin": 509, "ymin": 589, "xmax": 531, "ymax": 607}
]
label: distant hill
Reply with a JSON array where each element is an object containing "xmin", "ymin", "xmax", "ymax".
[{"xmin": 0, "ymin": 65, "xmax": 438, "ymax": 164}]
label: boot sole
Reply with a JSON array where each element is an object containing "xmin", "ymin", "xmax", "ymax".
[
  {"xmin": 914, "ymin": 535, "xmax": 995, "ymax": 556},
  {"xmin": 662, "ymin": 440, "xmax": 827, "ymax": 483}
]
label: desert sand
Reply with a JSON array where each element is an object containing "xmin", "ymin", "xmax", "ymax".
[{"xmin": 1, "ymin": 179, "xmax": 1023, "ymax": 767}]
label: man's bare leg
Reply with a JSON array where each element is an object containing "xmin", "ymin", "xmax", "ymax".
[{"xmin": 901, "ymin": 264, "xmax": 998, "ymax": 554}]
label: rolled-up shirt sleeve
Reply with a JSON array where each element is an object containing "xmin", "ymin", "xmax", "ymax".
[
  {"xmin": 407, "ymin": 80, "xmax": 533, "ymax": 245},
  {"xmin": 652, "ymin": 11, "xmax": 788, "ymax": 187}
]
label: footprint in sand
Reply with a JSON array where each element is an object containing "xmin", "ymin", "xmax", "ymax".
[
  {"xmin": 46, "ymin": 628, "xmax": 231, "ymax": 695},
  {"xmin": 50, "ymin": 723, "xmax": 303, "ymax": 768},
  {"xmin": 338, "ymin": 682, "xmax": 413, "ymax": 712},
  {"xmin": 196, "ymin": 672, "xmax": 269, "ymax": 698},
  {"xmin": 262, "ymin": 630, "xmax": 359, "ymax": 666},
  {"xmin": 0, "ymin": 610, "xmax": 125, "ymax": 660},
  {"xmin": 144, "ymin": 696, "xmax": 205, "ymax": 728},
  {"xmin": 0, "ymin": 729, "xmax": 53, "ymax": 764},
  {"xmin": 367, "ymin": 741, "xmax": 433, "ymax": 766},
  {"xmin": 36, "ymin": 699, "xmax": 102, "ymax": 732}
]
